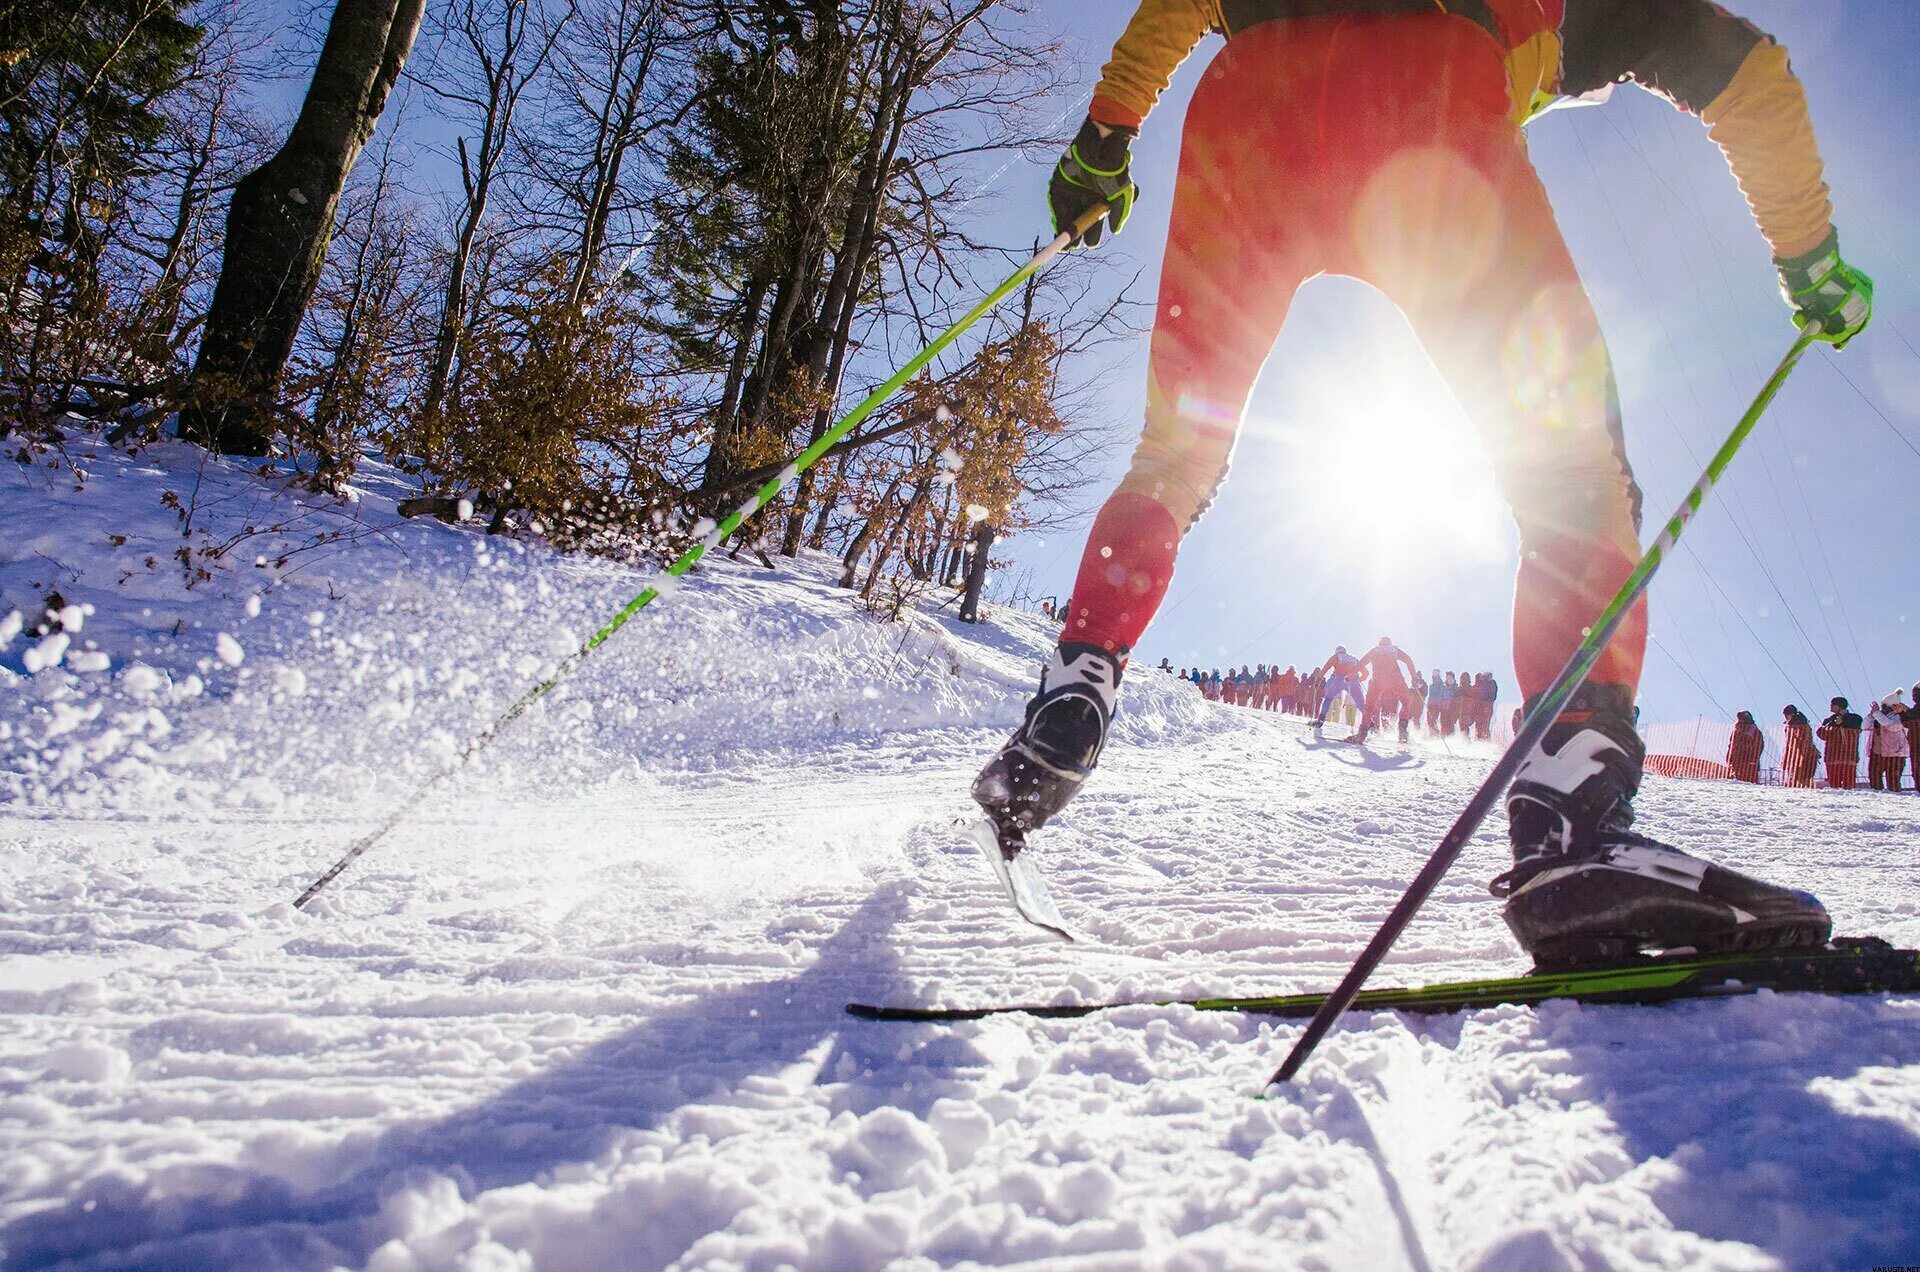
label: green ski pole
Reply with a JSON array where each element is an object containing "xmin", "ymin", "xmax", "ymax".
[
  {"xmin": 1268, "ymin": 328, "xmax": 1817, "ymax": 1086},
  {"xmin": 292, "ymin": 206, "xmax": 1113, "ymax": 910}
]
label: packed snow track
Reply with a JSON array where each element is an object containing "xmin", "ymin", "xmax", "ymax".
[{"xmin": 3, "ymin": 448, "xmax": 1917, "ymax": 1270}]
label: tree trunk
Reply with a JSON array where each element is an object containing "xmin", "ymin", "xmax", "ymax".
[
  {"xmin": 862, "ymin": 474, "xmax": 931, "ymax": 598},
  {"xmin": 180, "ymin": 0, "xmax": 425, "ymax": 454},
  {"xmin": 958, "ymin": 521, "xmax": 993, "ymax": 622}
]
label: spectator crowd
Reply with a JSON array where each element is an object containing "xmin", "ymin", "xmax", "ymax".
[
  {"xmin": 1153, "ymin": 644, "xmax": 1920, "ymax": 797},
  {"xmin": 1153, "ymin": 652, "xmax": 1502, "ymax": 741},
  {"xmin": 1760, "ymin": 687, "xmax": 1920, "ymax": 792}
]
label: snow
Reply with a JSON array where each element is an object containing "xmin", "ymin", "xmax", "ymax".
[{"xmin": 3, "ymin": 438, "xmax": 1919, "ymax": 1270}]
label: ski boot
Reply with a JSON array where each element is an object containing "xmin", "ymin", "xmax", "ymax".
[
  {"xmin": 1491, "ymin": 688, "xmax": 1831, "ymax": 969},
  {"xmin": 971, "ymin": 642, "xmax": 1121, "ymax": 843}
]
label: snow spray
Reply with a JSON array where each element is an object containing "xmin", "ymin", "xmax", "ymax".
[{"xmin": 291, "ymin": 204, "xmax": 1115, "ymax": 909}]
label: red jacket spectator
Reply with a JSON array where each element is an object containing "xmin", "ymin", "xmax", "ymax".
[
  {"xmin": 1818, "ymin": 697, "xmax": 1863, "ymax": 790},
  {"xmin": 1906, "ymin": 683, "xmax": 1920, "ymax": 774},
  {"xmin": 1726, "ymin": 711, "xmax": 1764, "ymax": 784},
  {"xmin": 1781, "ymin": 705, "xmax": 1817, "ymax": 788}
]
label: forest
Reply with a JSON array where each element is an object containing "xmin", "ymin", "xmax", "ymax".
[{"xmin": 1, "ymin": 0, "xmax": 1132, "ymax": 605}]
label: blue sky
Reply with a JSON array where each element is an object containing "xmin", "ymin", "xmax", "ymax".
[
  {"xmin": 250, "ymin": 0, "xmax": 1917, "ymax": 723},
  {"xmin": 989, "ymin": 0, "xmax": 1920, "ymax": 724}
]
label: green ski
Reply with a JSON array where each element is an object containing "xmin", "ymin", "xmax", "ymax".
[{"xmin": 845, "ymin": 938, "xmax": 1919, "ymax": 1023}]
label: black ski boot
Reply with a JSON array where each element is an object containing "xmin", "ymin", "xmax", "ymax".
[
  {"xmin": 1492, "ymin": 688, "xmax": 1831, "ymax": 969},
  {"xmin": 972, "ymin": 643, "xmax": 1121, "ymax": 835}
]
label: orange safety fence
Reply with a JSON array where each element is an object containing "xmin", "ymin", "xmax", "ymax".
[{"xmin": 1645, "ymin": 754, "xmax": 1735, "ymax": 781}]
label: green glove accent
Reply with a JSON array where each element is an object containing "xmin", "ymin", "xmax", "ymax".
[
  {"xmin": 1776, "ymin": 228, "xmax": 1873, "ymax": 349},
  {"xmin": 1049, "ymin": 117, "xmax": 1138, "ymax": 249}
]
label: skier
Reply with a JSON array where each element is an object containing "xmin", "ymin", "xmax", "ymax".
[
  {"xmin": 1477, "ymin": 672, "xmax": 1501, "ymax": 740},
  {"xmin": 972, "ymin": 0, "xmax": 1869, "ymax": 960},
  {"xmin": 1356, "ymin": 637, "xmax": 1418, "ymax": 744},
  {"xmin": 1426, "ymin": 668, "xmax": 1447, "ymax": 733},
  {"xmin": 1310, "ymin": 645, "xmax": 1367, "ymax": 734}
]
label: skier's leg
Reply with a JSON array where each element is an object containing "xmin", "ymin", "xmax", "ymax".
[
  {"xmin": 1315, "ymin": 677, "xmax": 1342, "ymax": 727},
  {"xmin": 1374, "ymin": 103, "xmax": 1825, "ymax": 961},
  {"xmin": 1056, "ymin": 42, "xmax": 1317, "ymax": 661},
  {"xmin": 974, "ymin": 32, "xmax": 1315, "ymax": 834}
]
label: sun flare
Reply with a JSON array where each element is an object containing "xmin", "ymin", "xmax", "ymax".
[{"xmin": 1244, "ymin": 312, "xmax": 1511, "ymax": 583}]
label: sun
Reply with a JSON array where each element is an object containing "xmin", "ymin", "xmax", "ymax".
[{"xmin": 1242, "ymin": 313, "xmax": 1510, "ymax": 583}]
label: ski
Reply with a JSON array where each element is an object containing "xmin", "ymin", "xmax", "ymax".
[
  {"xmin": 846, "ymin": 937, "xmax": 1918, "ymax": 1023},
  {"xmin": 963, "ymin": 818, "xmax": 1076, "ymax": 942}
]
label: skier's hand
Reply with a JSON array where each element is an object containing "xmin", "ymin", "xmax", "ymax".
[
  {"xmin": 1776, "ymin": 228, "xmax": 1873, "ymax": 349},
  {"xmin": 1050, "ymin": 117, "xmax": 1137, "ymax": 248}
]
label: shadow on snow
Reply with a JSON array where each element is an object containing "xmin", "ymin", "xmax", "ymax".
[
  {"xmin": 1559, "ymin": 992, "xmax": 1920, "ymax": 1269},
  {"xmin": 2, "ymin": 882, "xmax": 981, "ymax": 1272}
]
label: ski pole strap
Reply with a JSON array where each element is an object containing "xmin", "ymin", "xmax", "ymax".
[
  {"xmin": 1268, "ymin": 329, "xmax": 1815, "ymax": 1086},
  {"xmin": 290, "ymin": 208, "xmax": 1107, "ymax": 910}
]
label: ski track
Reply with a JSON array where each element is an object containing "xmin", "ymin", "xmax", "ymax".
[{"xmin": 3, "ymin": 446, "xmax": 1919, "ymax": 1270}]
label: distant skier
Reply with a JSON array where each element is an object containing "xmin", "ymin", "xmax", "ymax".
[
  {"xmin": 1433, "ymin": 672, "xmax": 1457, "ymax": 736},
  {"xmin": 1311, "ymin": 646, "xmax": 1367, "ymax": 734},
  {"xmin": 1452, "ymin": 669, "xmax": 1474, "ymax": 736},
  {"xmin": 1477, "ymin": 672, "xmax": 1500, "ymax": 740},
  {"xmin": 1356, "ymin": 637, "xmax": 1418, "ymax": 744},
  {"xmin": 974, "ymin": 0, "xmax": 1866, "ymax": 962}
]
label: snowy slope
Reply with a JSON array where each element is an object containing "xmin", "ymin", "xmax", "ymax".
[{"xmin": 3, "ymin": 440, "xmax": 1918, "ymax": 1272}]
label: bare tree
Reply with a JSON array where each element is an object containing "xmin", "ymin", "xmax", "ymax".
[
  {"xmin": 416, "ymin": 0, "xmax": 569, "ymax": 422},
  {"xmin": 529, "ymin": 0, "xmax": 689, "ymax": 310},
  {"xmin": 293, "ymin": 133, "xmax": 431, "ymax": 487}
]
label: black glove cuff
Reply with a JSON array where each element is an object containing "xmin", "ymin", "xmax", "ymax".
[
  {"xmin": 1774, "ymin": 225, "xmax": 1840, "ymax": 279},
  {"xmin": 1071, "ymin": 117, "xmax": 1135, "ymax": 173}
]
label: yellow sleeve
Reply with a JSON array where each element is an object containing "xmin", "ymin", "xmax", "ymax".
[
  {"xmin": 1700, "ymin": 41, "xmax": 1833, "ymax": 260},
  {"xmin": 1089, "ymin": 0, "xmax": 1224, "ymax": 130}
]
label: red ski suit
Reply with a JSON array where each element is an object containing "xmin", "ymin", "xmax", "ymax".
[{"xmin": 1061, "ymin": 1, "xmax": 1835, "ymax": 714}]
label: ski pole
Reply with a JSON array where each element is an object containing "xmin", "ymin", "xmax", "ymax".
[
  {"xmin": 1268, "ymin": 328, "xmax": 1817, "ymax": 1086},
  {"xmin": 291, "ymin": 204, "xmax": 1113, "ymax": 910}
]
